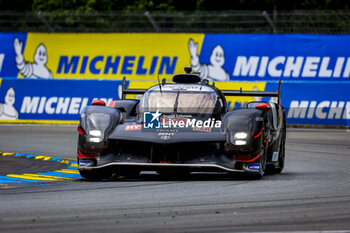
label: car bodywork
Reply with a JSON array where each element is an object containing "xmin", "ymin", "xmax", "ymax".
[{"xmin": 77, "ymin": 69, "xmax": 286, "ymax": 179}]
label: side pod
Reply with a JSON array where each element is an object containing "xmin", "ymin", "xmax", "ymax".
[
  {"xmin": 79, "ymin": 106, "xmax": 121, "ymax": 153},
  {"xmin": 222, "ymin": 109, "xmax": 267, "ymax": 154}
]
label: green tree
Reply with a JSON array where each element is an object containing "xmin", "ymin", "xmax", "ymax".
[{"xmin": 0, "ymin": 0, "xmax": 349, "ymax": 12}]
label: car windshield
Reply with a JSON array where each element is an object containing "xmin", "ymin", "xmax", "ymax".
[{"xmin": 140, "ymin": 90, "xmax": 218, "ymax": 114}]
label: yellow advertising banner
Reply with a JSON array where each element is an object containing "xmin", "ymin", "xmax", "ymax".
[
  {"xmin": 215, "ymin": 81, "xmax": 267, "ymax": 110},
  {"xmin": 21, "ymin": 33, "xmax": 205, "ymax": 80}
]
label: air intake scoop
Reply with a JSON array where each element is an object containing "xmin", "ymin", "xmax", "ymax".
[{"xmin": 172, "ymin": 74, "xmax": 201, "ymax": 83}]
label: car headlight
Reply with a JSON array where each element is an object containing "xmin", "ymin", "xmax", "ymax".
[
  {"xmin": 234, "ymin": 132, "xmax": 248, "ymax": 139},
  {"xmin": 88, "ymin": 130, "xmax": 103, "ymax": 143},
  {"xmin": 89, "ymin": 137, "xmax": 102, "ymax": 143},
  {"xmin": 89, "ymin": 130, "xmax": 102, "ymax": 137},
  {"xmin": 234, "ymin": 140, "xmax": 247, "ymax": 145}
]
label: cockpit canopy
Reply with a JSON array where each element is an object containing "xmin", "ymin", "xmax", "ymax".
[{"xmin": 139, "ymin": 85, "xmax": 224, "ymax": 115}]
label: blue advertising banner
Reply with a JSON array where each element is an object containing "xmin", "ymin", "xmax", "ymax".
[
  {"xmin": 1, "ymin": 78, "xmax": 349, "ymax": 126},
  {"xmin": 0, "ymin": 33, "xmax": 27, "ymax": 78},
  {"xmin": 0, "ymin": 78, "xmax": 123, "ymax": 121},
  {"xmin": 197, "ymin": 34, "xmax": 350, "ymax": 81},
  {"xmin": 264, "ymin": 81, "xmax": 350, "ymax": 126}
]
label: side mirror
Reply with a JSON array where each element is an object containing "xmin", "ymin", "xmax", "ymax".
[
  {"xmin": 255, "ymin": 103, "xmax": 271, "ymax": 112},
  {"xmin": 92, "ymin": 99, "xmax": 106, "ymax": 106}
]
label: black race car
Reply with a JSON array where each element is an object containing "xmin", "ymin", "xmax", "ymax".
[{"xmin": 77, "ymin": 68, "xmax": 286, "ymax": 180}]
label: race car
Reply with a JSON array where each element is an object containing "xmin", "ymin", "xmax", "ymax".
[{"xmin": 77, "ymin": 67, "xmax": 286, "ymax": 180}]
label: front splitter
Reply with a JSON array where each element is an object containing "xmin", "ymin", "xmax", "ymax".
[{"xmin": 79, "ymin": 162, "xmax": 246, "ymax": 173}]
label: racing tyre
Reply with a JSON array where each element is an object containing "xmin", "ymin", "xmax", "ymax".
[
  {"xmin": 260, "ymin": 142, "xmax": 267, "ymax": 176},
  {"xmin": 249, "ymin": 141, "xmax": 267, "ymax": 179},
  {"xmin": 274, "ymin": 130, "xmax": 286, "ymax": 174},
  {"xmin": 79, "ymin": 169, "xmax": 106, "ymax": 180},
  {"xmin": 77, "ymin": 158, "xmax": 109, "ymax": 180}
]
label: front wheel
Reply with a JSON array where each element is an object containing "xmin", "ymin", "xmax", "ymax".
[
  {"xmin": 79, "ymin": 169, "xmax": 107, "ymax": 180},
  {"xmin": 248, "ymin": 141, "xmax": 267, "ymax": 179},
  {"xmin": 77, "ymin": 158, "xmax": 108, "ymax": 180}
]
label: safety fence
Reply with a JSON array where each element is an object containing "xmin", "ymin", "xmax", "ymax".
[{"xmin": 0, "ymin": 10, "xmax": 350, "ymax": 34}]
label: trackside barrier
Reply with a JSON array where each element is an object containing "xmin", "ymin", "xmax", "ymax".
[
  {"xmin": 0, "ymin": 78, "xmax": 348, "ymax": 127},
  {"xmin": 1, "ymin": 33, "xmax": 350, "ymax": 82}
]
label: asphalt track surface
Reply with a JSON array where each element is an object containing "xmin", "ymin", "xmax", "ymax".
[{"xmin": 0, "ymin": 125, "xmax": 350, "ymax": 233}]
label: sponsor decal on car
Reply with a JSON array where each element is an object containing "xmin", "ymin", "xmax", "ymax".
[
  {"xmin": 243, "ymin": 163, "xmax": 262, "ymax": 171},
  {"xmin": 143, "ymin": 110, "xmax": 221, "ymax": 130},
  {"xmin": 125, "ymin": 124, "xmax": 142, "ymax": 131},
  {"xmin": 143, "ymin": 111, "xmax": 162, "ymax": 129},
  {"xmin": 160, "ymin": 135, "xmax": 171, "ymax": 140},
  {"xmin": 163, "ymin": 118, "xmax": 221, "ymax": 129},
  {"xmin": 272, "ymin": 152, "xmax": 279, "ymax": 162},
  {"xmin": 158, "ymin": 132, "xmax": 175, "ymax": 140},
  {"xmin": 192, "ymin": 126, "xmax": 212, "ymax": 132},
  {"xmin": 255, "ymin": 117, "xmax": 264, "ymax": 121},
  {"xmin": 79, "ymin": 160, "xmax": 93, "ymax": 167}
]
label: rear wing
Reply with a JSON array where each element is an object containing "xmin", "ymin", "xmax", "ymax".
[
  {"xmin": 221, "ymin": 80, "xmax": 282, "ymax": 104},
  {"xmin": 121, "ymin": 77, "xmax": 282, "ymax": 104},
  {"xmin": 121, "ymin": 77, "xmax": 147, "ymax": 99}
]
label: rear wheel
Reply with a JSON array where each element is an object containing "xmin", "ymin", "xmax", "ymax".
[
  {"xmin": 259, "ymin": 142, "xmax": 267, "ymax": 176},
  {"xmin": 265, "ymin": 124, "xmax": 286, "ymax": 174},
  {"xmin": 274, "ymin": 132, "xmax": 285, "ymax": 174}
]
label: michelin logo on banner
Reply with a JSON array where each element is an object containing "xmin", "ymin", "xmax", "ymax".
[
  {"xmin": 20, "ymin": 96, "xmax": 90, "ymax": 115},
  {"xmin": 189, "ymin": 39, "xmax": 229, "ymax": 81},
  {"xmin": 199, "ymin": 34, "xmax": 350, "ymax": 81},
  {"xmin": 0, "ymin": 78, "xmax": 123, "ymax": 121},
  {"xmin": 14, "ymin": 38, "xmax": 53, "ymax": 79},
  {"xmin": 263, "ymin": 81, "xmax": 350, "ymax": 126},
  {"xmin": 8, "ymin": 33, "xmax": 206, "ymax": 80},
  {"xmin": 191, "ymin": 35, "xmax": 350, "ymax": 80},
  {"xmin": 56, "ymin": 55, "xmax": 177, "ymax": 76},
  {"xmin": 0, "ymin": 87, "xmax": 18, "ymax": 120},
  {"xmin": 232, "ymin": 56, "xmax": 350, "ymax": 79},
  {"xmin": 288, "ymin": 100, "xmax": 350, "ymax": 120}
]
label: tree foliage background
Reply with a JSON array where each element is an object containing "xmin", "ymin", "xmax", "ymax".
[
  {"xmin": 0, "ymin": 0, "xmax": 349, "ymax": 12},
  {"xmin": 0, "ymin": 0, "xmax": 349, "ymax": 33}
]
